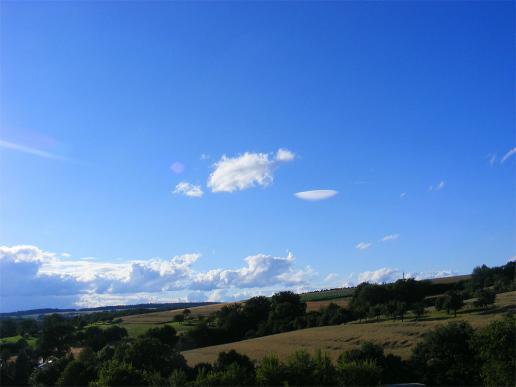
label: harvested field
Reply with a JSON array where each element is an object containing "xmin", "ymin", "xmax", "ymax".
[
  {"xmin": 182, "ymin": 291, "xmax": 515, "ymax": 366},
  {"xmin": 306, "ymin": 298, "xmax": 349, "ymax": 312},
  {"xmin": 121, "ymin": 302, "xmax": 229, "ymax": 324}
]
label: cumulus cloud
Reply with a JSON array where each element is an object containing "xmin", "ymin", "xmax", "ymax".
[
  {"xmin": 191, "ymin": 252, "xmax": 312, "ymax": 290},
  {"xmin": 207, "ymin": 149, "xmax": 295, "ymax": 193},
  {"xmin": 429, "ymin": 180, "xmax": 445, "ymax": 191},
  {"xmin": 342, "ymin": 267, "xmax": 457, "ymax": 287},
  {"xmin": 294, "ymin": 190, "xmax": 338, "ymax": 201},
  {"xmin": 355, "ymin": 242, "xmax": 372, "ymax": 250},
  {"xmin": 381, "ymin": 234, "xmax": 400, "ymax": 242},
  {"xmin": 501, "ymin": 147, "xmax": 516, "ymax": 163},
  {"xmin": 0, "ymin": 245, "xmax": 312, "ymax": 312},
  {"xmin": 173, "ymin": 182, "xmax": 204, "ymax": 198},
  {"xmin": 275, "ymin": 148, "xmax": 295, "ymax": 162}
]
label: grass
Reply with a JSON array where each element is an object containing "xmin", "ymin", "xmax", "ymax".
[
  {"xmin": 181, "ymin": 290, "xmax": 515, "ymax": 366},
  {"xmin": 0, "ymin": 335, "xmax": 37, "ymax": 348}
]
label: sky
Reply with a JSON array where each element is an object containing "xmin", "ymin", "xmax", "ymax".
[{"xmin": 0, "ymin": 1, "xmax": 514, "ymax": 312}]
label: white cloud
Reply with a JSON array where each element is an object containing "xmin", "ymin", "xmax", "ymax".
[
  {"xmin": 355, "ymin": 242, "xmax": 372, "ymax": 250},
  {"xmin": 207, "ymin": 148, "xmax": 295, "ymax": 193},
  {"xmin": 324, "ymin": 273, "xmax": 339, "ymax": 282},
  {"xmin": 501, "ymin": 147, "xmax": 516, "ymax": 163},
  {"xmin": 343, "ymin": 267, "xmax": 457, "ymax": 286},
  {"xmin": 200, "ymin": 153, "xmax": 210, "ymax": 160},
  {"xmin": 294, "ymin": 190, "xmax": 338, "ymax": 201},
  {"xmin": 381, "ymin": 234, "xmax": 400, "ymax": 242},
  {"xmin": 275, "ymin": 148, "xmax": 295, "ymax": 162},
  {"xmin": 488, "ymin": 153, "xmax": 497, "ymax": 166},
  {"xmin": 429, "ymin": 180, "xmax": 445, "ymax": 191},
  {"xmin": 173, "ymin": 182, "xmax": 204, "ymax": 198},
  {"xmin": 191, "ymin": 252, "xmax": 312, "ymax": 290},
  {"xmin": 0, "ymin": 246, "xmax": 313, "ymax": 312}
]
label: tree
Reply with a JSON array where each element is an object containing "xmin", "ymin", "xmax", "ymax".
[
  {"xmin": 173, "ymin": 314, "xmax": 185, "ymax": 323},
  {"xmin": 182, "ymin": 309, "xmax": 191, "ymax": 320},
  {"xmin": 144, "ymin": 325, "xmax": 178, "ymax": 347},
  {"xmin": 14, "ymin": 350, "xmax": 33, "ymax": 386},
  {"xmin": 242, "ymin": 296, "xmax": 271, "ymax": 325},
  {"xmin": 473, "ymin": 316, "xmax": 515, "ymax": 386},
  {"xmin": 474, "ymin": 288, "xmax": 496, "ymax": 309},
  {"xmin": 57, "ymin": 359, "xmax": 97, "ymax": 386},
  {"xmin": 411, "ymin": 321, "xmax": 479, "ymax": 386},
  {"xmin": 256, "ymin": 355, "xmax": 286, "ymax": 387},
  {"xmin": 37, "ymin": 314, "xmax": 75, "ymax": 356},
  {"xmin": 114, "ymin": 337, "xmax": 186, "ymax": 376},
  {"xmin": 336, "ymin": 360, "xmax": 382, "ymax": 386},
  {"xmin": 395, "ymin": 301, "xmax": 408, "ymax": 322},
  {"xmin": 83, "ymin": 326, "xmax": 107, "ymax": 352},
  {"xmin": 268, "ymin": 291, "xmax": 306, "ymax": 333},
  {"xmin": 284, "ymin": 350, "xmax": 316, "ymax": 386},
  {"xmin": 103, "ymin": 326, "xmax": 128, "ymax": 343},
  {"xmin": 93, "ymin": 361, "xmax": 147, "ymax": 387},
  {"xmin": 411, "ymin": 302, "xmax": 426, "ymax": 321},
  {"xmin": 443, "ymin": 291, "xmax": 464, "ymax": 317}
]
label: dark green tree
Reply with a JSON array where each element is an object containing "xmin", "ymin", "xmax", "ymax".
[
  {"xmin": 411, "ymin": 321, "xmax": 479, "ymax": 386},
  {"xmin": 473, "ymin": 316, "xmax": 515, "ymax": 387}
]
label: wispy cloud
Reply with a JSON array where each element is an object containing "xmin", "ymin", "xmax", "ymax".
[
  {"xmin": 381, "ymin": 233, "xmax": 400, "ymax": 242},
  {"xmin": 355, "ymin": 242, "xmax": 372, "ymax": 250},
  {"xmin": 429, "ymin": 180, "xmax": 445, "ymax": 191},
  {"xmin": 294, "ymin": 190, "xmax": 338, "ymax": 201},
  {"xmin": 173, "ymin": 182, "xmax": 204, "ymax": 198},
  {"xmin": 501, "ymin": 147, "xmax": 516, "ymax": 163},
  {"xmin": 0, "ymin": 140, "xmax": 68, "ymax": 161},
  {"xmin": 400, "ymin": 192, "xmax": 407, "ymax": 198}
]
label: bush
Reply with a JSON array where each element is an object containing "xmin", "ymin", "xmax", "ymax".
[
  {"xmin": 93, "ymin": 361, "xmax": 147, "ymax": 386},
  {"xmin": 336, "ymin": 359, "xmax": 382, "ymax": 386},
  {"xmin": 473, "ymin": 316, "xmax": 515, "ymax": 386},
  {"xmin": 411, "ymin": 321, "xmax": 479, "ymax": 386},
  {"xmin": 256, "ymin": 355, "xmax": 286, "ymax": 386}
]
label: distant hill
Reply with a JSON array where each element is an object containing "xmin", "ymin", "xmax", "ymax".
[{"xmin": 0, "ymin": 302, "xmax": 219, "ymax": 318}]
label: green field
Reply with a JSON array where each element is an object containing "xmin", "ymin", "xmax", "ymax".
[
  {"xmin": 87, "ymin": 319, "xmax": 199, "ymax": 338},
  {"xmin": 0, "ymin": 335, "xmax": 37, "ymax": 348}
]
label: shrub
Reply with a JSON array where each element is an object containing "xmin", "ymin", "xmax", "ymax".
[
  {"xmin": 256, "ymin": 355, "xmax": 286, "ymax": 386},
  {"xmin": 473, "ymin": 316, "xmax": 515, "ymax": 386},
  {"xmin": 336, "ymin": 359, "xmax": 381, "ymax": 386},
  {"xmin": 411, "ymin": 321, "xmax": 479, "ymax": 386}
]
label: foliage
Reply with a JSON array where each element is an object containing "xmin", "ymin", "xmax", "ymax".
[
  {"xmin": 473, "ymin": 316, "xmax": 515, "ymax": 386},
  {"xmin": 411, "ymin": 321, "xmax": 479, "ymax": 386},
  {"xmin": 336, "ymin": 359, "xmax": 382, "ymax": 386}
]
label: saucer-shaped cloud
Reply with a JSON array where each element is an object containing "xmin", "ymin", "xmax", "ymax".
[{"xmin": 294, "ymin": 190, "xmax": 338, "ymax": 201}]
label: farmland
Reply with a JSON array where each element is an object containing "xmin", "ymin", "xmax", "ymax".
[{"xmin": 181, "ymin": 290, "xmax": 515, "ymax": 365}]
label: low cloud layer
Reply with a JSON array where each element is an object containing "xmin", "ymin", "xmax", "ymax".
[
  {"xmin": 207, "ymin": 149, "xmax": 295, "ymax": 193},
  {"xmin": 0, "ymin": 245, "xmax": 311, "ymax": 312},
  {"xmin": 342, "ymin": 267, "xmax": 457, "ymax": 287}
]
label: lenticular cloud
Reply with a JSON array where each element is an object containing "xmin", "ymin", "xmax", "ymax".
[{"xmin": 294, "ymin": 190, "xmax": 338, "ymax": 201}]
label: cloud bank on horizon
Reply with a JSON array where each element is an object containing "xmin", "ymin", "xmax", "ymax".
[{"xmin": 1, "ymin": 244, "xmax": 461, "ymax": 313}]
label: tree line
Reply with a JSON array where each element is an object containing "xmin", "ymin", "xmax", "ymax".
[{"xmin": 1, "ymin": 316, "xmax": 514, "ymax": 386}]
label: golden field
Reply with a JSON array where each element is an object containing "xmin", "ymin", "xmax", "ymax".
[{"xmin": 181, "ymin": 291, "xmax": 515, "ymax": 366}]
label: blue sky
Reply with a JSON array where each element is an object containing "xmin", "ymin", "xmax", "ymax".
[{"xmin": 0, "ymin": 1, "xmax": 514, "ymax": 312}]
